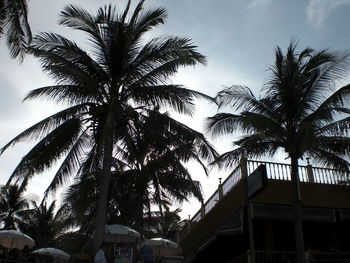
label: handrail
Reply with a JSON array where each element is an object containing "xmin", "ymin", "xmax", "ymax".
[
  {"xmin": 186, "ymin": 159, "xmax": 350, "ymax": 225},
  {"xmin": 229, "ymin": 250, "xmax": 350, "ymax": 263}
]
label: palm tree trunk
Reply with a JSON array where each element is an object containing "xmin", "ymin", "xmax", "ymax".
[
  {"xmin": 134, "ymin": 192, "xmax": 145, "ymax": 233},
  {"xmin": 92, "ymin": 113, "xmax": 115, "ymax": 254},
  {"xmin": 291, "ymin": 156, "xmax": 305, "ymax": 263}
]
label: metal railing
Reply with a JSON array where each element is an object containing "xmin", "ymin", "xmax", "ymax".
[
  {"xmin": 248, "ymin": 160, "xmax": 350, "ymax": 184},
  {"xmin": 229, "ymin": 250, "xmax": 350, "ymax": 263},
  {"xmin": 255, "ymin": 250, "xmax": 296, "ymax": 263},
  {"xmin": 187, "ymin": 159, "xmax": 350, "ymax": 225}
]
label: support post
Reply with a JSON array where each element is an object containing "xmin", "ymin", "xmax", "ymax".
[
  {"xmin": 187, "ymin": 215, "xmax": 191, "ymax": 233},
  {"xmin": 306, "ymin": 158, "xmax": 314, "ymax": 183},
  {"xmin": 200, "ymin": 203, "xmax": 205, "ymax": 219},
  {"xmin": 218, "ymin": 177, "xmax": 223, "ymax": 200},
  {"xmin": 240, "ymin": 157, "xmax": 248, "ymax": 178},
  {"xmin": 247, "ymin": 250, "xmax": 252, "ymax": 263},
  {"xmin": 247, "ymin": 202, "xmax": 256, "ymax": 263}
]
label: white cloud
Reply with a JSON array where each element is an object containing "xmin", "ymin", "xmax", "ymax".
[{"xmin": 306, "ymin": 0, "xmax": 350, "ymax": 29}]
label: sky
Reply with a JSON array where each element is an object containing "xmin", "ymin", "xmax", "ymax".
[{"xmin": 1, "ymin": 0, "xmax": 350, "ymax": 220}]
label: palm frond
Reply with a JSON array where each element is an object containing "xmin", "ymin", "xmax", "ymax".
[
  {"xmin": 0, "ymin": 105, "xmax": 88, "ymax": 155},
  {"xmin": 6, "ymin": 118, "xmax": 83, "ymax": 185},
  {"xmin": 42, "ymin": 129, "xmax": 93, "ymax": 200},
  {"xmin": 3, "ymin": 0, "xmax": 31, "ymax": 60},
  {"xmin": 59, "ymin": 4, "xmax": 105, "ymax": 52}
]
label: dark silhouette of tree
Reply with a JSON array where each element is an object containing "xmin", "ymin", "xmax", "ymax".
[
  {"xmin": 206, "ymin": 42, "xmax": 350, "ymax": 263},
  {"xmin": 18, "ymin": 201, "xmax": 65, "ymax": 248},
  {"xmin": 144, "ymin": 208, "xmax": 184, "ymax": 241},
  {"xmin": 0, "ymin": 0, "xmax": 215, "ymax": 252},
  {"xmin": 0, "ymin": 0, "xmax": 32, "ymax": 60},
  {"xmin": 0, "ymin": 183, "xmax": 28, "ymax": 230},
  {"xmin": 60, "ymin": 109, "xmax": 213, "ymax": 235}
]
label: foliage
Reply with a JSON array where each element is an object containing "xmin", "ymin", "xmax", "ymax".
[
  {"xmin": 0, "ymin": 0, "xmax": 32, "ymax": 60},
  {"xmin": 0, "ymin": 0, "xmax": 216, "ymax": 250},
  {"xmin": 143, "ymin": 208, "xmax": 185, "ymax": 241},
  {"xmin": 0, "ymin": 183, "xmax": 28, "ymax": 230},
  {"xmin": 207, "ymin": 42, "xmax": 350, "ymax": 262},
  {"xmin": 207, "ymin": 42, "xmax": 350, "ymax": 169},
  {"xmin": 18, "ymin": 201, "xmax": 66, "ymax": 248}
]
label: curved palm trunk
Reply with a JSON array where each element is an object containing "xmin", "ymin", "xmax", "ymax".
[
  {"xmin": 291, "ymin": 156, "xmax": 305, "ymax": 263},
  {"xmin": 134, "ymin": 187, "xmax": 147, "ymax": 233},
  {"xmin": 92, "ymin": 112, "xmax": 115, "ymax": 254}
]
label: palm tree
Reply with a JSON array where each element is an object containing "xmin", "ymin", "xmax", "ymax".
[
  {"xmin": 144, "ymin": 208, "xmax": 184, "ymax": 241},
  {"xmin": 206, "ymin": 42, "xmax": 350, "ymax": 263},
  {"xmin": 0, "ymin": 183, "xmax": 29, "ymax": 230},
  {"xmin": 0, "ymin": 0, "xmax": 216, "ymax": 252},
  {"xmin": 18, "ymin": 201, "xmax": 65, "ymax": 248},
  {"xmin": 0, "ymin": 0, "xmax": 32, "ymax": 60},
  {"xmin": 61, "ymin": 109, "xmax": 210, "ymax": 233},
  {"xmin": 108, "ymin": 108, "xmax": 208, "ymax": 231}
]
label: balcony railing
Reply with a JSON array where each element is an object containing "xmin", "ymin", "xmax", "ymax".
[
  {"xmin": 229, "ymin": 250, "xmax": 350, "ymax": 263},
  {"xmin": 188, "ymin": 159, "xmax": 350, "ymax": 224}
]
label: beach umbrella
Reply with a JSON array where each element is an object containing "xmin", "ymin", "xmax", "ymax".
[
  {"xmin": 140, "ymin": 238, "xmax": 178, "ymax": 249},
  {"xmin": 104, "ymin": 224, "xmax": 140, "ymax": 243},
  {"xmin": 32, "ymin": 248, "xmax": 70, "ymax": 260},
  {"xmin": 139, "ymin": 238, "xmax": 180, "ymax": 257},
  {"xmin": 0, "ymin": 230, "xmax": 35, "ymax": 249}
]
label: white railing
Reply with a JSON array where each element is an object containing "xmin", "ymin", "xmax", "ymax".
[
  {"xmin": 223, "ymin": 166, "xmax": 242, "ymax": 195},
  {"xmin": 188, "ymin": 159, "xmax": 350, "ymax": 224}
]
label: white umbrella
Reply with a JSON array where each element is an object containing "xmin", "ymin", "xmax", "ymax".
[
  {"xmin": 104, "ymin": 224, "xmax": 140, "ymax": 243},
  {"xmin": 0, "ymin": 230, "xmax": 35, "ymax": 249},
  {"xmin": 32, "ymin": 248, "xmax": 70, "ymax": 260},
  {"xmin": 139, "ymin": 238, "xmax": 179, "ymax": 257},
  {"xmin": 140, "ymin": 238, "xmax": 178, "ymax": 249}
]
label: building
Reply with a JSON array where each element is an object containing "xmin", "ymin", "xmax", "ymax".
[{"xmin": 178, "ymin": 159, "xmax": 350, "ymax": 262}]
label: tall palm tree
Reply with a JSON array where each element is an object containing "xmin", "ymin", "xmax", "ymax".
[
  {"xmin": 0, "ymin": 0, "xmax": 32, "ymax": 60},
  {"xmin": 0, "ymin": 183, "xmax": 29, "ymax": 230},
  {"xmin": 206, "ymin": 42, "xmax": 350, "ymax": 263},
  {"xmin": 0, "ymin": 0, "xmax": 216, "ymax": 252}
]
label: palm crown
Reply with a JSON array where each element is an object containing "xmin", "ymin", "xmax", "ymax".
[{"xmin": 207, "ymin": 43, "xmax": 350, "ymax": 169}]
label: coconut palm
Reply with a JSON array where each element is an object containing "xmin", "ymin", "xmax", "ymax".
[
  {"xmin": 0, "ymin": 0, "xmax": 32, "ymax": 60},
  {"xmin": 110, "ymin": 108, "xmax": 207, "ymax": 230},
  {"xmin": 18, "ymin": 201, "xmax": 65, "ymax": 248},
  {"xmin": 0, "ymin": 183, "xmax": 29, "ymax": 230},
  {"xmin": 144, "ymin": 208, "xmax": 184, "ymax": 241},
  {"xmin": 206, "ymin": 42, "xmax": 350, "ymax": 263},
  {"xmin": 60, "ymin": 109, "xmax": 211, "ymax": 234},
  {"xmin": 0, "ymin": 0, "xmax": 216, "ymax": 252}
]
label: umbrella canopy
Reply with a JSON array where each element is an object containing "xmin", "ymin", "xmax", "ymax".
[
  {"xmin": 140, "ymin": 238, "xmax": 178, "ymax": 249},
  {"xmin": 32, "ymin": 248, "xmax": 70, "ymax": 260},
  {"xmin": 0, "ymin": 230, "xmax": 35, "ymax": 249},
  {"xmin": 104, "ymin": 224, "xmax": 140, "ymax": 243},
  {"xmin": 139, "ymin": 238, "xmax": 180, "ymax": 257}
]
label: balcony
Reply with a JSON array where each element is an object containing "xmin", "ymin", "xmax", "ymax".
[
  {"xmin": 189, "ymin": 159, "xmax": 350, "ymax": 224},
  {"xmin": 229, "ymin": 250, "xmax": 350, "ymax": 263},
  {"xmin": 179, "ymin": 159, "xmax": 350, "ymax": 263}
]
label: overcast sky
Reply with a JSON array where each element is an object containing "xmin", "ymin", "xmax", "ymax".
[{"xmin": 1, "ymin": 0, "xmax": 350, "ymax": 219}]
